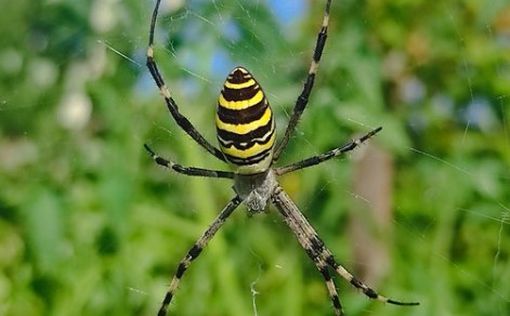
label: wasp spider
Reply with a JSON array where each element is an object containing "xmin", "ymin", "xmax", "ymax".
[{"xmin": 144, "ymin": 0, "xmax": 419, "ymax": 315}]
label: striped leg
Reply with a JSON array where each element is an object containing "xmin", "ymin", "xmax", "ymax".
[
  {"xmin": 320, "ymin": 267, "xmax": 343, "ymax": 316},
  {"xmin": 322, "ymin": 255, "xmax": 419, "ymax": 306},
  {"xmin": 272, "ymin": 186, "xmax": 343, "ymax": 315},
  {"xmin": 158, "ymin": 196, "xmax": 242, "ymax": 316},
  {"xmin": 271, "ymin": 186, "xmax": 419, "ymax": 310},
  {"xmin": 273, "ymin": 0, "xmax": 332, "ymax": 161},
  {"xmin": 144, "ymin": 144, "xmax": 234, "ymax": 179},
  {"xmin": 147, "ymin": 0, "xmax": 226, "ymax": 162},
  {"xmin": 275, "ymin": 127, "xmax": 382, "ymax": 176}
]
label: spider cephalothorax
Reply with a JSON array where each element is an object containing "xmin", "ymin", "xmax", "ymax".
[
  {"xmin": 144, "ymin": 0, "xmax": 419, "ymax": 315},
  {"xmin": 233, "ymin": 170, "xmax": 277, "ymax": 213}
]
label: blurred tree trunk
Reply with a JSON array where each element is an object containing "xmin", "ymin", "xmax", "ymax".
[{"xmin": 349, "ymin": 144, "xmax": 393, "ymax": 285}]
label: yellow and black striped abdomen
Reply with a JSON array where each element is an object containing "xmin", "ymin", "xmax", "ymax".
[{"xmin": 216, "ymin": 67, "xmax": 275, "ymax": 174}]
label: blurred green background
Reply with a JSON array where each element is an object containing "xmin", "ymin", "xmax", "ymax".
[{"xmin": 1, "ymin": 0, "xmax": 509, "ymax": 315}]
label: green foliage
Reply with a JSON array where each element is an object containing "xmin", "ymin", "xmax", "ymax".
[{"xmin": 1, "ymin": 0, "xmax": 509, "ymax": 315}]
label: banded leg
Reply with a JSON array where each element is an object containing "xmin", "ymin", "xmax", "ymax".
[
  {"xmin": 271, "ymin": 186, "xmax": 419, "ymax": 308},
  {"xmin": 275, "ymin": 127, "xmax": 382, "ymax": 176},
  {"xmin": 144, "ymin": 144, "xmax": 234, "ymax": 179},
  {"xmin": 320, "ymin": 265, "xmax": 343, "ymax": 316},
  {"xmin": 158, "ymin": 196, "xmax": 242, "ymax": 316},
  {"xmin": 273, "ymin": 186, "xmax": 343, "ymax": 315},
  {"xmin": 147, "ymin": 0, "xmax": 226, "ymax": 162},
  {"xmin": 273, "ymin": 0, "xmax": 332, "ymax": 161}
]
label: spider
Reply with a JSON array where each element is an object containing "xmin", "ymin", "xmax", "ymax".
[{"xmin": 144, "ymin": 0, "xmax": 419, "ymax": 315}]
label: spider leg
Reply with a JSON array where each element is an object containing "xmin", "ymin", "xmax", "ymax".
[
  {"xmin": 324, "ymin": 255, "xmax": 419, "ymax": 306},
  {"xmin": 272, "ymin": 186, "xmax": 343, "ymax": 316},
  {"xmin": 273, "ymin": 0, "xmax": 332, "ymax": 161},
  {"xmin": 157, "ymin": 196, "xmax": 242, "ymax": 316},
  {"xmin": 147, "ymin": 0, "xmax": 226, "ymax": 162},
  {"xmin": 320, "ymin": 266, "xmax": 343, "ymax": 316},
  {"xmin": 275, "ymin": 127, "xmax": 382, "ymax": 176},
  {"xmin": 144, "ymin": 144, "xmax": 234, "ymax": 179},
  {"xmin": 271, "ymin": 186, "xmax": 419, "ymax": 309}
]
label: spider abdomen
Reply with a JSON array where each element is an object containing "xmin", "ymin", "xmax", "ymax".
[{"xmin": 216, "ymin": 66, "xmax": 275, "ymax": 174}]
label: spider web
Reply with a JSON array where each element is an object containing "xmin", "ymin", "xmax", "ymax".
[
  {"xmin": 97, "ymin": 1, "xmax": 510, "ymax": 315},
  {"xmin": 127, "ymin": 2, "xmax": 509, "ymax": 315},
  {"xmin": 1, "ymin": 0, "xmax": 509, "ymax": 315}
]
